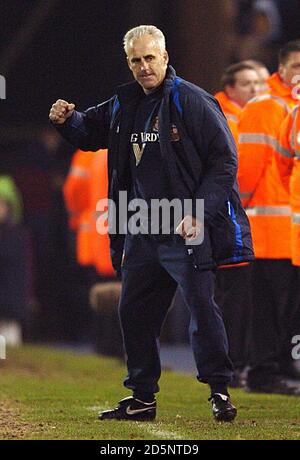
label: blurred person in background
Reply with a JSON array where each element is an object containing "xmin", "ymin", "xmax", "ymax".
[
  {"xmin": 273, "ymin": 104, "xmax": 300, "ymax": 373},
  {"xmin": 0, "ymin": 175, "xmax": 28, "ymax": 346},
  {"xmin": 214, "ymin": 62, "xmax": 260, "ymax": 387},
  {"xmin": 242, "ymin": 59, "xmax": 271, "ymax": 93},
  {"xmin": 64, "ymin": 148, "xmax": 119, "ymax": 356},
  {"xmin": 0, "ymin": 175, "xmax": 23, "ymax": 225},
  {"xmin": 63, "ymin": 148, "xmax": 114, "ymax": 278},
  {"xmin": 238, "ymin": 40, "xmax": 300, "ymax": 394},
  {"xmin": 275, "ymin": 105, "xmax": 300, "ymax": 267},
  {"xmin": 11, "ymin": 129, "xmax": 61, "ymax": 326},
  {"xmin": 10, "ymin": 128, "xmax": 77, "ymax": 342},
  {"xmin": 215, "ymin": 62, "xmax": 260, "ymax": 143}
]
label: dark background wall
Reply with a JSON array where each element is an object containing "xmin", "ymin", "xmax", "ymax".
[
  {"xmin": 2, "ymin": 0, "xmax": 300, "ymax": 142},
  {"xmin": 0, "ymin": 0, "xmax": 235, "ymax": 140}
]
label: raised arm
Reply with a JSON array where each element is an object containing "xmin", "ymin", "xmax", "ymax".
[{"xmin": 49, "ymin": 96, "xmax": 117, "ymax": 151}]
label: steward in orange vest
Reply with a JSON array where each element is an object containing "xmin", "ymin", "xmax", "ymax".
[
  {"xmin": 63, "ymin": 149, "xmax": 93, "ymax": 232},
  {"xmin": 63, "ymin": 149, "xmax": 115, "ymax": 277},
  {"xmin": 214, "ymin": 62, "xmax": 260, "ymax": 385},
  {"xmin": 275, "ymin": 106, "xmax": 300, "ymax": 266},
  {"xmin": 90, "ymin": 151, "xmax": 115, "ymax": 277},
  {"xmin": 238, "ymin": 40, "xmax": 300, "ymax": 393},
  {"xmin": 238, "ymin": 51, "xmax": 300, "ymax": 258}
]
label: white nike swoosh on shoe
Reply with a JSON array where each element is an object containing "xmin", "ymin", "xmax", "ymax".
[
  {"xmin": 126, "ymin": 406, "xmax": 154, "ymax": 416},
  {"xmin": 214, "ymin": 393, "xmax": 228, "ymax": 401}
]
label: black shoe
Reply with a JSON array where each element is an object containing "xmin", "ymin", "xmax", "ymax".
[
  {"xmin": 209, "ymin": 393, "xmax": 237, "ymax": 422},
  {"xmin": 246, "ymin": 377, "xmax": 300, "ymax": 395},
  {"xmin": 98, "ymin": 396, "xmax": 156, "ymax": 421}
]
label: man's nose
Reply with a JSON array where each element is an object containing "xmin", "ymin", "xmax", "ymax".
[{"xmin": 140, "ymin": 59, "xmax": 150, "ymax": 71}]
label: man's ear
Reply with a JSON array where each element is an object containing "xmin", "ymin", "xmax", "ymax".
[
  {"xmin": 127, "ymin": 56, "xmax": 132, "ymax": 71},
  {"xmin": 164, "ymin": 51, "xmax": 169, "ymax": 66}
]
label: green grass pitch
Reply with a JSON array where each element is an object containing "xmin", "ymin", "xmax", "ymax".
[{"xmin": 0, "ymin": 345, "xmax": 300, "ymax": 440}]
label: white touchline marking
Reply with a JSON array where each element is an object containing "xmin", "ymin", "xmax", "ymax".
[
  {"xmin": 87, "ymin": 405, "xmax": 107, "ymax": 412},
  {"xmin": 136, "ymin": 423, "xmax": 184, "ymax": 440},
  {"xmin": 87, "ymin": 407, "xmax": 184, "ymax": 439}
]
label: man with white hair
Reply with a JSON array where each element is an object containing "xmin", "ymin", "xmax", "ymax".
[{"xmin": 50, "ymin": 25, "xmax": 254, "ymax": 422}]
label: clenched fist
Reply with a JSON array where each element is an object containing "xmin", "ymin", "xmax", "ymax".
[{"xmin": 49, "ymin": 99, "xmax": 75, "ymax": 124}]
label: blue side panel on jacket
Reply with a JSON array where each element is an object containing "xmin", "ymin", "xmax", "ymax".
[
  {"xmin": 110, "ymin": 97, "xmax": 120, "ymax": 126},
  {"xmin": 171, "ymin": 77, "xmax": 183, "ymax": 114},
  {"xmin": 228, "ymin": 201, "xmax": 244, "ymax": 262}
]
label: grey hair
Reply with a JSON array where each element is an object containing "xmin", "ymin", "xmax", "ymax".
[{"xmin": 123, "ymin": 25, "xmax": 166, "ymax": 55}]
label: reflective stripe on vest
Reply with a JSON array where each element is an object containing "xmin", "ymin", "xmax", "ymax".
[
  {"xmin": 292, "ymin": 213, "xmax": 300, "ymax": 224},
  {"xmin": 70, "ymin": 166, "xmax": 90, "ymax": 178},
  {"xmin": 246, "ymin": 205, "xmax": 291, "ymax": 216},
  {"xmin": 226, "ymin": 114, "xmax": 238, "ymax": 123},
  {"xmin": 247, "ymin": 94, "xmax": 290, "ymax": 112},
  {"xmin": 239, "ymin": 133, "xmax": 293, "ymax": 158}
]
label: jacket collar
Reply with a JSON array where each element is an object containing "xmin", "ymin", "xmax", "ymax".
[
  {"xmin": 162, "ymin": 65, "xmax": 177, "ymax": 94},
  {"xmin": 267, "ymin": 72, "xmax": 294, "ymax": 100},
  {"xmin": 214, "ymin": 91, "xmax": 242, "ymax": 118}
]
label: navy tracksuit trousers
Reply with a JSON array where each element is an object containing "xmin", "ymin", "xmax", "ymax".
[{"xmin": 118, "ymin": 234, "xmax": 233, "ymax": 395}]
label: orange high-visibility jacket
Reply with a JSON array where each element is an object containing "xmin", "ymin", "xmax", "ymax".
[
  {"xmin": 63, "ymin": 150, "xmax": 93, "ymax": 232},
  {"xmin": 238, "ymin": 72, "xmax": 299, "ymax": 258},
  {"xmin": 215, "ymin": 91, "xmax": 241, "ymax": 144},
  {"xmin": 63, "ymin": 149, "xmax": 114, "ymax": 276},
  {"xmin": 275, "ymin": 106, "xmax": 300, "ymax": 265},
  {"xmin": 89, "ymin": 151, "xmax": 115, "ymax": 277}
]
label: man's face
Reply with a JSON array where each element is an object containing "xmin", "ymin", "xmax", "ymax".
[
  {"xmin": 256, "ymin": 67, "xmax": 270, "ymax": 94},
  {"xmin": 127, "ymin": 35, "xmax": 169, "ymax": 94},
  {"xmin": 279, "ymin": 52, "xmax": 300, "ymax": 87},
  {"xmin": 226, "ymin": 69, "xmax": 260, "ymax": 107}
]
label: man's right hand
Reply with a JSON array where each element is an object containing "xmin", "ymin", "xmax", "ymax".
[{"xmin": 49, "ymin": 99, "xmax": 75, "ymax": 124}]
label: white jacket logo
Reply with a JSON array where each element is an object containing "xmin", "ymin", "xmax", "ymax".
[{"xmin": 131, "ymin": 132, "xmax": 159, "ymax": 165}]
